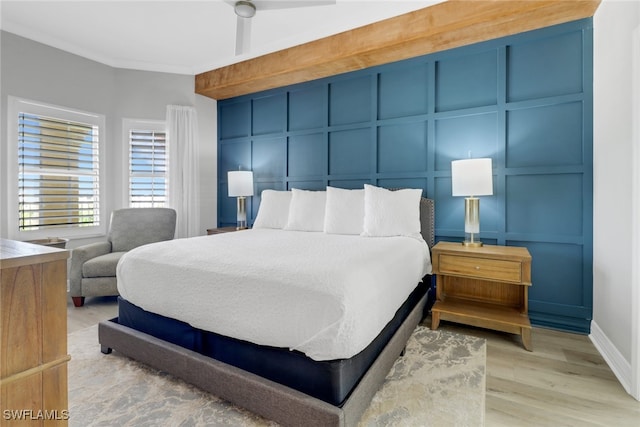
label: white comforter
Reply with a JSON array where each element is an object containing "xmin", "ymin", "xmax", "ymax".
[{"xmin": 117, "ymin": 229, "xmax": 431, "ymax": 361}]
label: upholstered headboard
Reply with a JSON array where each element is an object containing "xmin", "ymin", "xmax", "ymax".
[{"xmin": 420, "ymin": 198, "xmax": 435, "ymax": 250}]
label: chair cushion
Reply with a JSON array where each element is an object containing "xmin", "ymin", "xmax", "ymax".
[{"xmin": 82, "ymin": 252, "xmax": 127, "ymax": 278}]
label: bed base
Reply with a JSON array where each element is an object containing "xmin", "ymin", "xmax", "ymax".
[{"xmin": 98, "ymin": 292, "xmax": 427, "ymax": 427}]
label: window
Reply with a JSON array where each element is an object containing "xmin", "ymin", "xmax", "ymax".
[
  {"xmin": 12, "ymin": 98, "xmax": 103, "ymax": 236},
  {"xmin": 126, "ymin": 120, "xmax": 167, "ymax": 207}
]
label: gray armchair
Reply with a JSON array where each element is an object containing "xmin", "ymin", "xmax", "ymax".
[{"xmin": 70, "ymin": 207, "xmax": 176, "ymax": 307}]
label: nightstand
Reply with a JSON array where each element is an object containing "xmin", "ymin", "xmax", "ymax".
[
  {"xmin": 430, "ymin": 241, "xmax": 533, "ymax": 351},
  {"xmin": 207, "ymin": 226, "xmax": 247, "ymax": 235}
]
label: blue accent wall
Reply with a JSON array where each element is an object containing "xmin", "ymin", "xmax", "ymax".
[{"xmin": 217, "ymin": 19, "xmax": 593, "ymax": 334}]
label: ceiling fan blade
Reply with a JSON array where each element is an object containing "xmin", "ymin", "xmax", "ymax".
[
  {"xmin": 235, "ymin": 15, "xmax": 252, "ymax": 55},
  {"xmin": 253, "ymin": 0, "xmax": 336, "ymax": 11}
]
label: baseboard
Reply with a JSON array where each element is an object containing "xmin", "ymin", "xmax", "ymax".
[{"xmin": 589, "ymin": 320, "xmax": 632, "ymax": 394}]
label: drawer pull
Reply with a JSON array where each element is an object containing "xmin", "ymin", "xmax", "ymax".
[{"xmin": 475, "ymin": 266, "xmax": 480, "ymax": 270}]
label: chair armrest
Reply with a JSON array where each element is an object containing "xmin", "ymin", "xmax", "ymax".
[{"xmin": 69, "ymin": 241, "xmax": 112, "ymax": 296}]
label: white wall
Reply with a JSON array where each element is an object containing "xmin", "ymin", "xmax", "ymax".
[
  {"xmin": 0, "ymin": 31, "xmax": 217, "ymax": 248},
  {"xmin": 592, "ymin": 0, "xmax": 640, "ymax": 399}
]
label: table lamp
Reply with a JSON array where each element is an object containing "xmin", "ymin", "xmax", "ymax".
[
  {"xmin": 451, "ymin": 158, "xmax": 493, "ymax": 247},
  {"xmin": 228, "ymin": 170, "xmax": 254, "ymax": 229}
]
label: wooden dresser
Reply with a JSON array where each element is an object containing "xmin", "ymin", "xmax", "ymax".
[
  {"xmin": 1, "ymin": 239, "xmax": 70, "ymax": 425},
  {"xmin": 430, "ymin": 241, "xmax": 533, "ymax": 351}
]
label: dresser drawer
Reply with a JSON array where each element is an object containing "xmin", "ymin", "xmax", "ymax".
[{"xmin": 438, "ymin": 254, "xmax": 522, "ymax": 283}]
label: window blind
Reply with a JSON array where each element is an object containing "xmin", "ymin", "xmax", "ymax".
[
  {"xmin": 129, "ymin": 129, "xmax": 167, "ymax": 207},
  {"xmin": 18, "ymin": 112, "xmax": 100, "ymax": 231}
]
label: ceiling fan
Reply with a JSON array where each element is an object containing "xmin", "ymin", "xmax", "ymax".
[{"xmin": 224, "ymin": 0, "xmax": 336, "ymax": 55}]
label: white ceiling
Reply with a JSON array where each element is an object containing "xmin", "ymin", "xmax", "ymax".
[{"xmin": 0, "ymin": 0, "xmax": 442, "ymax": 75}]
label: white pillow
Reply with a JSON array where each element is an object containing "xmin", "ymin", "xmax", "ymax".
[
  {"xmin": 361, "ymin": 184, "xmax": 422, "ymax": 237},
  {"xmin": 253, "ymin": 190, "xmax": 292, "ymax": 229},
  {"xmin": 323, "ymin": 187, "xmax": 365, "ymax": 235},
  {"xmin": 284, "ymin": 189, "xmax": 327, "ymax": 232}
]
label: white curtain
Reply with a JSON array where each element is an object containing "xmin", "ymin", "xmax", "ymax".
[{"xmin": 167, "ymin": 105, "xmax": 200, "ymax": 238}]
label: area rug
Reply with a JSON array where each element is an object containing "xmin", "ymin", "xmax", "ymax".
[{"xmin": 68, "ymin": 325, "xmax": 485, "ymax": 426}]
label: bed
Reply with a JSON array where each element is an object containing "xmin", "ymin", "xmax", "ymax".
[{"xmin": 98, "ymin": 186, "xmax": 435, "ymax": 426}]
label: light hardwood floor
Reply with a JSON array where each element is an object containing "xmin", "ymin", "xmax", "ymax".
[{"xmin": 67, "ymin": 296, "xmax": 640, "ymax": 426}]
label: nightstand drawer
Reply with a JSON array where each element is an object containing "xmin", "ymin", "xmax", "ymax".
[{"xmin": 438, "ymin": 254, "xmax": 522, "ymax": 283}]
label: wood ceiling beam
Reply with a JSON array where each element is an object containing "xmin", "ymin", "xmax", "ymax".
[{"xmin": 195, "ymin": 0, "xmax": 600, "ymax": 100}]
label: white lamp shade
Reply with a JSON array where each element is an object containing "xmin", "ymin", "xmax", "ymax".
[
  {"xmin": 451, "ymin": 158, "xmax": 493, "ymax": 196},
  {"xmin": 228, "ymin": 171, "xmax": 254, "ymax": 197}
]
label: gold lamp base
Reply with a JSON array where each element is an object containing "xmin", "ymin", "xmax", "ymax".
[
  {"xmin": 236, "ymin": 196, "xmax": 248, "ymax": 230},
  {"xmin": 462, "ymin": 197, "xmax": 483, "ymax": 247},
  {"xmin": 462, "ymin": 239, "xmax": 483, "ymax": 247}
]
